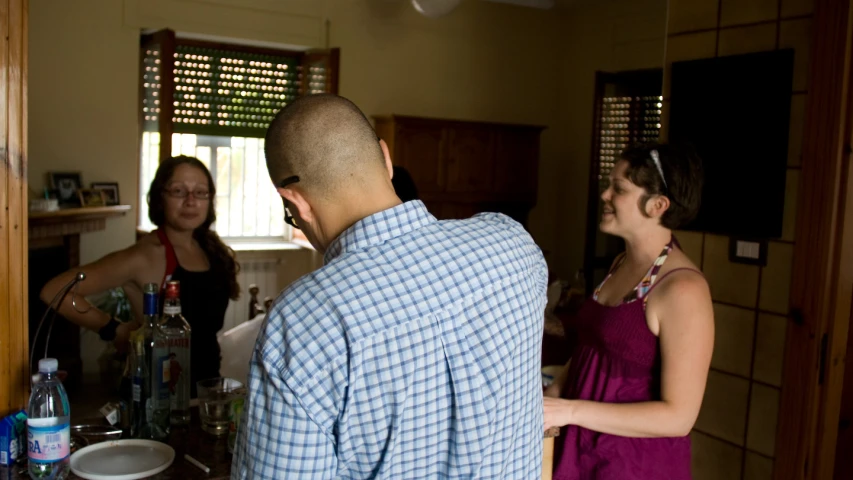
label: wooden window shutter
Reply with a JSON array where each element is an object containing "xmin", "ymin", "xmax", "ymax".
[
  {"xmin": 139, "ymin": 30, "xmax": 341, "ymax": 140},
  {"xmin": 300, "ymin": 49, "xmax": 340, "ymax": 96}
]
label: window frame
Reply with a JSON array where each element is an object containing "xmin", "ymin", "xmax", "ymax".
[
  {"xmin": 583, "ymin": 69, "xmax": 663, "ymax": 293},
  {"xmin": 137, "ymin": 29, "xmax": 339, "ymax": 245}
]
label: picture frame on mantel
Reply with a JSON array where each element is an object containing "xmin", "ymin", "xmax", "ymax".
[
  {"xmin": 48, "ymin": 171, "xmax": 82, "ymax": 207},
  {"xmin": 77, "ymin": 188, "xmax": 106, "ymax": 207},
  {"xmin": 91, "ymin": 182, "xmax": 120, "ymax": 206}
]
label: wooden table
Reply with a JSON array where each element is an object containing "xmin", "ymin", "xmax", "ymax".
[
  {"xmin": 543, "ymin": 427, "xmax": 559, "ymax": 480},
  {"xmin": 1, "ymin": 413, "xmax": 558, "ymax": 480},
  {"xmin": 1, "ymin": 408, "xmax": 232, "ymax": 480}
]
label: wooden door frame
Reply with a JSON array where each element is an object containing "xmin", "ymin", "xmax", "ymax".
[
  {"xmin": 774, "ymin": 0, "xmax": 853, "ymax": 477},
  {"xmin": 0, "ymin": 0, "xmax": 28, "ymax": 418}
]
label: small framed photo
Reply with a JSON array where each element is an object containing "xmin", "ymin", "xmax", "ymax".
[
  {"xmin": 91, "ymin": 182, "xmax": 120, "ymax": 206},
  {"xmin": 48, "ymin": 172, "xmax": 82, "ymax": 206},
  {"xmin": 78, "ymin": 188, "xmax": 107, "ymax": 207}
]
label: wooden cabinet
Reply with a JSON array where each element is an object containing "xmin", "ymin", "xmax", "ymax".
[
  {"xmin": 446, "ymin": 126, "xmax": 494, "ymax": 193},
  {"xmin": 374, "ymin": 115, "xmax": 544, "ymax": 227}
]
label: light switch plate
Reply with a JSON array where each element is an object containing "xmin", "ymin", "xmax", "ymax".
[{"xmin": 728, "ymin": 237, "xmax": 768, "ymax": 266}]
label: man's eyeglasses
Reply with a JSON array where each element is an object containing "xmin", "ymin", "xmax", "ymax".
[
  {"xmin": 278, "ymin": 175, "xmax": 301, "ymax": 229},
  {"xmin": 164, "ymin": 187, "xmax": 211, "ymax": 200}
]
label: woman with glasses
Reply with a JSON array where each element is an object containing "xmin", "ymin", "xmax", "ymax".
[
  {"xmin": 41, "ymin": 155, "xmax": 240, "ymax": 388},
  {"xmin": 543, "ymin": 144, "xmax": 713, "ymax": 480}
]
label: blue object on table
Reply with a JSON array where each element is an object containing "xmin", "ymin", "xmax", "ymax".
[{"xmin": 1, "ymin": 410, "xmax": 27, "ymax": 466}]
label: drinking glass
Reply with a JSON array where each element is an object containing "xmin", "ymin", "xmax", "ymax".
[{"xmin": 197, "ymin": 377, "xmax": 244, "ymax": 435}]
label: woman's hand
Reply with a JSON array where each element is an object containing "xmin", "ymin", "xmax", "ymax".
[
  {"xmin": 542, "ymin": 359, "xmax": 571, "ymax": 399},
  {"xmin": 113, "ymin": 321, "xmax": 138, "ymax": 354},
  {"xmin": 544, "ymin": 397, "xmax": 575, "ymax": 430},
  {"xmin": 544, "ymin": 383, "xmax": 562, "ymax": 398}
]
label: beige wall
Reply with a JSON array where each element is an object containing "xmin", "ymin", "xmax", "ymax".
[
  {"xmin": 553, "ymin": 0, "xmax": 668, "ymax": 279},
  {"xmin": 661, "ymin": 0, "xmax": 813, "ymax": 478},
  {"xmin": 29, "ymin": 0, "xmax": 564, "ymax": 266},
  {"xmin": 29, "ymin": 0, "xmax": 671, "ymax": 377},
  {"xmin": 29, "ymin": 0, "xmax": 140, "ymax": 264},
  {"xmin": 29, "ymin": 0, "xmax": 670, "ymax": 277},
  {"xmin": 29, "ymin": 0, "xmax": 564, "ymax": 381}
]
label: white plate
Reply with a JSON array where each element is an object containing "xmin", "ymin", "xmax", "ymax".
[{"xmin": 69, "ymin": 439, "xmax": 175, "ymax": 480}]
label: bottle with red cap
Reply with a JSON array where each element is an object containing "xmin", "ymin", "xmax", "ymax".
[{"xmin": 158, "ymin": 280, "xmax": 192, "ymax": 426}]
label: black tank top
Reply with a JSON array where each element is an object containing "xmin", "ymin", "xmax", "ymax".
[{"xmin": 156, "ymin": 230, "xmax": 230, "ymax": 396}]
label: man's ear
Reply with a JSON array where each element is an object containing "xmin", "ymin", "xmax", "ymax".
[
  {"xmin": 277, "ymin": 187, "xmax": 315, "ymax": 224},
  {"xmin": 380, "ymin": 139, "xmax": 394, "ymax": 180}
]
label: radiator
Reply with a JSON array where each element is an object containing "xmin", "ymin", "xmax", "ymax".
[{"xmin": 222, "ymin": 256, "xmax": 281, "ymax": 333}]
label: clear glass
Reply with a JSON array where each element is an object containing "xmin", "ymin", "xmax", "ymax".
[{"xmin": 196, "ymin": 377, "xmax": 244, "ymax": 436}]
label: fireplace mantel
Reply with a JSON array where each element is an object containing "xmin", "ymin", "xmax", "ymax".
[
  {"xmin": 29, "ymin": 205, "xmax": 131, "ymax": 239},
  {"xmin": 29, "ymin": 205, "xmax": 131, "ymax": 260}
]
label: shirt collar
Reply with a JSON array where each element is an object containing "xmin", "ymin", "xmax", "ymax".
[{"xmin": 323, "ymin": 201, "xmax": 436, "ymax": 264}]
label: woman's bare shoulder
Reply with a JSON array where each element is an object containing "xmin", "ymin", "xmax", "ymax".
[
  {"xmin": 664, "ymin": 248, "xmax": 702, "ymax": 275},
  {"xmin": 653, "ymin": 248, "xmax": 707, "ymax": 298},
  {"xmin": 129, "ymin": 232, "xmax": 165, "ymax": 263},
  {"xmin": 651, "ymin": 249, "xmax": 708, "ymax": 300}
]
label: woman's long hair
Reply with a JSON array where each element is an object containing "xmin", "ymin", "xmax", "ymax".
[{"xmin": 147, "ymin": 155, "xmax": 240, "ymax": 299}]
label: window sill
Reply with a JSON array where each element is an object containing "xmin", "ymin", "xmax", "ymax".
[
  {"xmin": 228, "ymin": 241, "xmax": 306, "ymax": 252},
  {"xmin": 137, "ymin": 227, "xmax": 313, "ymax": 252}
]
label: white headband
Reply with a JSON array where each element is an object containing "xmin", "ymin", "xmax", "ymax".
[{"xmin": 650, "ymin": 149, "xmax": 667, "ymax": 189}]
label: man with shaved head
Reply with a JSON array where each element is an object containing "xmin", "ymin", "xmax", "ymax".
[{"xmin": 233, "ymin": 94, "xmax": 548, "ymax": 479}]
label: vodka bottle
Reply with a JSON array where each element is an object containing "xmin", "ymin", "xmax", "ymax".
[
  {"xmin": 134, "ymin": 283, "xmax": 169, "ymax": 440},
  {"xmin": 159, "ymin": 280, "xmax": 191, "ymax": 426}
]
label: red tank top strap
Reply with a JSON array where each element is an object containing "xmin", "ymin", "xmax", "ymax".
[
  {"xmin": 642, "ymin": 267, "xmax": 704, "ymax": 299},
  {"xmin": 156, "ymin": 229, "xmax": 179, "ymax": 291}
]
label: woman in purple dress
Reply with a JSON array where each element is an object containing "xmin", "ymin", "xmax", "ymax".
[{"xmin": 544, "ymin": 144, "xmax": 714, "ymax": 479}]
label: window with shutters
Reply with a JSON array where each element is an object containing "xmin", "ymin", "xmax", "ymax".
[
  {"xmin": 596, "ymin": 95, "xmax": 662, "ymax": 193},
  {"xmin": 583, "ymin": 69, "xmax": 663, "ymax": 292},
  {"xmin": 138, "ymin": 30, "xmax": 339, "ymax": 244}
]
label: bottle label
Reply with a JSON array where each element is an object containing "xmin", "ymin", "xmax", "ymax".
[
  {"xmin": 163, "ymin": 306, "xmax": 180, "ymax": 315},
  {"xmin": 132, "ymin": 381, "xmax": 141, "ymax": 403},
  {"xmin": 162, "ymin": 357, "xmax": 171, "ymax": 384},
  {"xmin": 26, "ymin": 420, "xmax": 69, "ymax": 463},
  {"xmin": 152, "ymin": 350, "xmax": 170, "ymax": 405}
]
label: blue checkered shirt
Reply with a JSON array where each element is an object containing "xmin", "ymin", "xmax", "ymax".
[{"xmin": 232, "ymin": 201, "xmax": 547, "ymax": 479}]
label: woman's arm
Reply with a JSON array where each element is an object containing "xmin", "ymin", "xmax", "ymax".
[
  {"xmin": 40, "ymin": 246, "xmax": 148, "ymax": 332},
  {"xmin": 544, "ymin": 272, "xmax": 714, "ymax": 437}
]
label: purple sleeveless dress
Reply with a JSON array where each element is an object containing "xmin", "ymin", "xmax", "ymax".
[{"xmin": 553, "ymin": 248, "xmax": 693, "ymax": 480}]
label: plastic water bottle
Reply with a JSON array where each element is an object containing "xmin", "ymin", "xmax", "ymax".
[{"xmin": 27, "ymin": 358, "xmax": 70, "ymax": 480}]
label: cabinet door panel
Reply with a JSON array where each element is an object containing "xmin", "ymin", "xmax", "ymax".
[
  {"xmin": 438, "ymin": 202, "xmax": 480, "ymax": 221},
  {"xmin": 396, "ymin": 125, "xmax": 445, "ymax": 193},
  {"xmin": 493, "ymin": 129, "xmax": 539, "ymax": 195},
  {"xmin": 446, "ymin": 127, "xmax": 494, "ymax": 193}
]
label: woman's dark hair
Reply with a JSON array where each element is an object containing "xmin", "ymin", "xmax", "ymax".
[
  {"xmin": 620, "ymin": 143, "xmax": 704, "ymax": 230},
  {"xmin": 147, "ymin": 155, "xmax": 240, "ymax": 299},
  {"xmin": 392, "ymin": 166, "xmax": 419, "ymax": 202}
]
